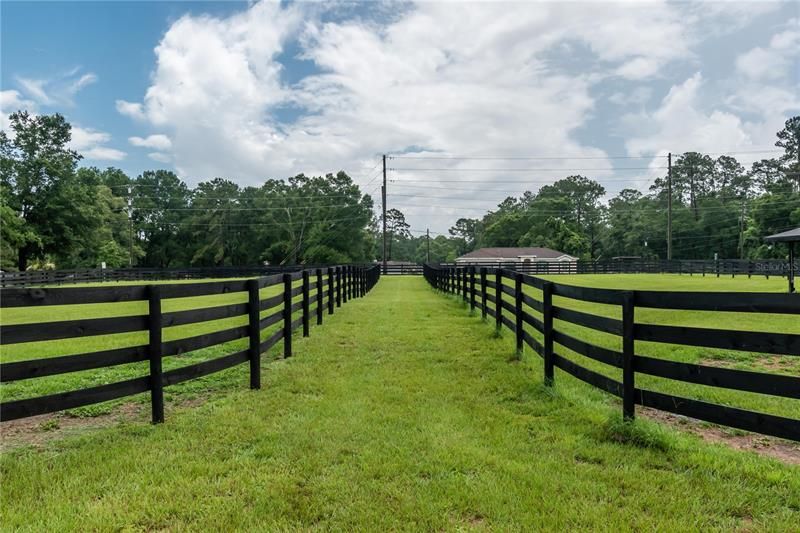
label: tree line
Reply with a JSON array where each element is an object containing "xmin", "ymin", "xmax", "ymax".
[
  {"xmin": 1, "ymin": 111, "xmax": 798, "ymax": 270},
  {"xmin": 1, "ymin": 112, "xmax": 376, "ymax": 270},
  {"xmin": 387, "ymin": 117, "xmax": 800, "ymax": 263}
]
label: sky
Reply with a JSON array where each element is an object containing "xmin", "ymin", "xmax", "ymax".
[{"xmin": 1, "ymin": 0, "xmax": 799, "ymax": 234}]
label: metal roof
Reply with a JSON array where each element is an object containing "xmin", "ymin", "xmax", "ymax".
[
  {"xmin": 765, "ymin": 227, "xmax": 800, "ymax": 243},
  {"xmin": 457, "ymin": 247, "xmax": 574, "ymax": 260}
]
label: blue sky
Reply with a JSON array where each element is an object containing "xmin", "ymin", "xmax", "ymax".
[{"xmin": 2, "ymin": 1, "xmax": 798, "ymax": 233}]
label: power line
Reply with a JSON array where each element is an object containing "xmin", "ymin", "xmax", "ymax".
[
  {"xmin": 389, "ymin": 149, "xmax": 784, "ymax": 160},
  {"xmin": 390, "ymin": 154, "xmax": 665, "ymax": 161},
  {"xmin": 389, "ymin": 166, "xmax": 667, "ymax": 172}
]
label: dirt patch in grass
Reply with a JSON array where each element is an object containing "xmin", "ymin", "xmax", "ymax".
[
  {"xmin": 0, "ymin": 395, "xmax": 214, "ymax": 451},
  {"xmin": 0, "ymin": 402, "xmax": 146, "ymax": 451},
  {"xmin": 640, "ymin": 407, "xmax": 800, "ymax": 465}
]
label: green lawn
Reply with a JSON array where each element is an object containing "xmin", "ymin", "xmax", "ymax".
[{"xmin": 1, "ymin": 277, "xmax": 798, "ymax": 530}]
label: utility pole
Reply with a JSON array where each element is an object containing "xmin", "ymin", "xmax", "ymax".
[
  {"xmin": 127, "ymin": 186, "xmax": 133, "ymax": 267},
  {"xmin": 737, "ymin": 199, "xmax": 747, "ymax": 259},
  {"xmin": 426, "ymin": 228, "xmax": 430, "ymax": 263},
  {"xmin": 382, "ymin": 154, "xmax": 387, "ymax": 274},
  {"xmin": 667, "ymin": 152, "xmax": 672, "ymax": 261}
]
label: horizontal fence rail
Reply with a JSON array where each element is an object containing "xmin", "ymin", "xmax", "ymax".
[
  {"xmin": 381, "ymin": 263, "xmax": 423, "ymax": 275},
  {"xmin": 0, "ymin": 265, "xmax": 381, "ymax": 424},
  {"xmin": 0, "ymin": 264, "xmax": 385, "ymax": 288},
  {"xmin": 423, "ymin": 263, "xmax": 800, "ymax": 442},
  {"xmin": 439, "ymin": 259, "xmax": 799, "ymax": 278},
  {"xmin": 4, "ymin": 258, "xmax": 794, "ymax": 287}
]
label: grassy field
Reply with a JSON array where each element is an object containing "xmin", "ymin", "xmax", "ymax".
[
  {"xmin": 488, "ymin": 274, "xmax": 800, "ymax": 421},
  {"xmin": 1, "ymin": 276, "xmax": 799, "ymax": 530}
]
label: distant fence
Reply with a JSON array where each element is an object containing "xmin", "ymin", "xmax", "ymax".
[
  {"xmin": 0, "ymin": 265, "xmax": 311, "ymax": 288},
  {"xmin": 382, "ymin": 263, "xmax": 423, "ymax": 275},
  {"xmin": 0, "ymin": 265, "xmax": 381, "ymax": 424},
  {"xmin": 423, "ymin": 264, "xmax": 800, "ymax": 441},
  {"xmin": 3, "ymin": 259, "xmax": 794, "ymax": 286},
  {"xmin": 446, "ymin": 259, "xmax": 798, "ymax": 277}
]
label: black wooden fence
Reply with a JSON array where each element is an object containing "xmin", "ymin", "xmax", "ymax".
[
  {"xmin": 0, "ymin": 264, "xmax": 381, "ymax": 424},
  {"xmin": 3, "ymin": 258, "xmax": 795, "ymax": 287},
  {"xmin": 423, "ymin": 264, "xmax": 800, "ymax": 441},
  {"xmin": 443, "ymin": 258, "xmax": 798, "ymax": 278},
  {"xmin": 0, "ymin": 265, "xmax": 316, "ymax": 288}
]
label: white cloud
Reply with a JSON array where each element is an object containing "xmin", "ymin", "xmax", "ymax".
[
  {"xmin": 736, "ymin": 18, "xmax": 799, "ymax": 81},
  {"xmin": 116, "ymin": 100, "xmax": 146, "ymax": 120},
  {"xmin": 15, "ymin": 68, "xmax": 97, "ymax": 107},
  {"xmin": 0, "ymin": 90, "xmax": 37, "ymax": 133},
  {"xmin": 148, "ymin": 152, "xmax": 172, "ymax": 163},
  {"xmin": 129, "ymin": 134, "xmax": 172, "ymax": 150},
  {"xmin": 69, "ymin": 126, "xmax": 126, "ymax": 161},
  {"xmin": 115, "ymin": 0, "xmax": 798, "ymax": 231},
  {"xmin": 622, "ymin": 72, "xmax": 793, "ymax": 175}
]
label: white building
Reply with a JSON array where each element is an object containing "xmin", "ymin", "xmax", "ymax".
[{"xmin": 455, "ymin": 247, "xmax": 577, "ymax": 265}]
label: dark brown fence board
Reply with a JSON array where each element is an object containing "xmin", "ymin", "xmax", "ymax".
[
  {"xmin": 0, "ymin": 285, "xmax": 148, "ymax": 308},
  {"xmin": 553, "ymin": 353, "xmax": 623, "ymax": 397},
  {"xmin": 635, "ymin": 291, "xmax": 800, "ymax": 314},
  {"xmin": 163, "ymin": 302, "xmax": 248, "ymax": 328},
  {"xmin": 0, "ymin": 376, "xmax": 150, "ymax": 421},
  {"xmin": 162, "ymin": 349, "xmax": 249, "ymax": 387},
  {"xmin": 1, "ymin": 315, "xmax": 149, "ymax": 345},
  {"xmin": 521, "ymin": 310, "xmax": 544, "ymax": 333},
  {"xmin": 521, "ymin": 293, "xmax": 543, "ymax": 313},
  {"xmin": 635, "ymin": 355, "xmax": 800, "ymax": 399},
  {"xmin": 636, "ymin": 324, "xmax": 800, "ymax": 355},
  {"xmin": 260, "ymin": 328, "xmax": 284, "ymax": 353},
  {"xmin": 551, "ymin": 283, "xmax": 621, "ymax": 305},
  {"xmin": 257, "ymin": 273, "xmax": 284, "ymax": 289},
  {"xmin": 522, "ymin": 330, "xmax": 543, "ymax": 356},
  {"xmin": 552, "ymin": 330, "xmax": 623, "ymax": 368},
  {"xmin": 552, "ymin": 306, "xmax": 622, "ymax": 335},
  {"xmin": 259, "ymin": 294, "xmax": 283, "ymax": 311},
  {"xmin": 162, "ymin": 325, "xmax": 249, "ymax": 357},
  {"xmin": 0, "ymin": 345, "xmax": 150, "ymax": 382},
  {"xmin": 159, "ymin": 279, "xmax": 249, "ymax": 299},
  {"xmin": 637, "ymin": 389, "xmax": 800, "ymax": 441}
]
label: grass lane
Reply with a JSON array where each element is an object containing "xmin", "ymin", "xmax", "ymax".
[{"xmin": 1, "ymin": 277, "xmax": 798, "ymax": 530}]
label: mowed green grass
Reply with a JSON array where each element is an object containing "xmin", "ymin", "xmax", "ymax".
[
  {"xmin": 1, "ymin": 277, "xmax": 798, "ymax": 530},
  {"xmin": 487, "ymin": 274, "xmax": 800, "ymax": 421},
  {"xmin": 0, "ymin": 277, "xmax": 314, "ymax": 414}
]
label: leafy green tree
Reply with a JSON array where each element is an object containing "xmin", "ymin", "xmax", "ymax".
[
  {"xmin": 0, "ymin": 111, "xmax": 103, "ymax": 270},
  {"xmin": 131, "ymin": 170, "xmax": 192, "ymax": 268}
]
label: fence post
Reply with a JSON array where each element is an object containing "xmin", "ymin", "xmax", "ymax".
[
  {"xmin": 328, "ymin": 267, "xmax": 335, "ymax": 314},
  {"xmin": 495, "ymin": 269, "xmax": 502, "ymax": 332},
  {"xmin": 622, "ymin": 291, "xmax": 636, "ymax": 420},
  {"xmin": 346, "ymin": 265, "xmax": 352, "ymax": 300},
  {"xmin": 480, "ymin": 267, "xmax": 487, "ymax": 320},
  {"xmin": 147, "ymin": 285, "xmax": 164, "ymax": 424},
  {"xmin": 302, "ymin": 270, "xmax": 310, "ymax": 337},
  {"xmin": 543, "ymin": 281, "xmax": 554, "ymax": 386},
  {"xmin": 247, "ymin": 279, "xmax": 262, "ymax": 390},
  {"xmin": 470, "ymin": 266, "xmax": 476, "ymax": 312},
  {"xmin": 316, "ymin": 269, "xmax": 324, "ymax": 325},
  {"xmin": 515, "ymin": 273, "xmax": 523, "ymax": 356},
  {"xmin": 283, "ymin": 273, "xmax": 292, "ymax": 358},
  {"xmin": 343, "ymin": 266, "xmax": 349, "ymax": 304},
  {"xmin": 336, "ymin": 266, "xmax": 342, "ymax": 307}
]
